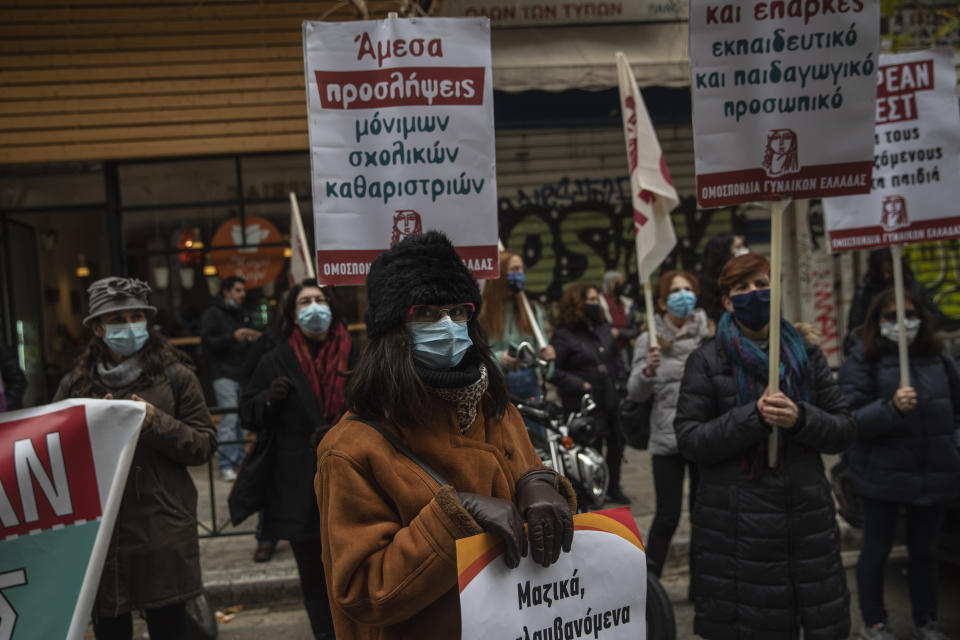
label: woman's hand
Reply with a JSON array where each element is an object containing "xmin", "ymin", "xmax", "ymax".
[
  {"xmin": 581, "ymin": 381, "xmax": 592, "ymax": 392},
  {"xmin": 892, "ymin": 386, "xmax": 918, "ymax": 413},
  {"xmin": 500, "ymin": 350, "xmax": 519, "ymax": 371},
  {"xmin": 130, "ymin": 394, "xmax": 156, "ymax": 429},
  {"xmin": 457, "ymin": 492, "xmax": 528, "ymax": 568},
  {"xmin": 515, "ymin": 470, "xmax": 573, "ymax": 567},
  {"xmin": 267, "ymin": 376, "xmax": 294, "ymax": 405},
  {"xmin": 538, "ymin": 345, "xmax": 556, "ymax": 362},
  {"xmin": 644, "ymin": 345, "xmax": 661, "ymax": 377},
  {"xmin": 758, "ymin": 391, "xmax": 800, "ymax": 429}
]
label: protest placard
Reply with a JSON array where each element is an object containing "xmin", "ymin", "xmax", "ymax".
[
  {"xmin": 690, "ymin": 0, "xmax": 880, "ymax": 207},
  {"xmin": 823, "ymin": 48, "xmax": 960, "ymax": 252},
  {"xmin": 303, "ymin": 18, "xmax": 499, "ymax": 285},
  {"xmin": 0, "ymin": 400, "xmax": 143, "ymax": 640},
  {"xmin": 458, "ymin": 507, "xmax": 646, "ymax": 640}
]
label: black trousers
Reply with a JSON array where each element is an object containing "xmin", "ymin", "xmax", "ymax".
[
  {"xmin": 857, "ymin": 496, "xmax": 945, "ymax": 627},
  {"xmin": 93, "ymin": 603, "xmax": 187, "ymax": 640},
  {"xmin": 646, "ymin": 453, "xmax": 699, "ymax": 577},
  {"xmin": 291, "ymin": 538, "xmax": 336, "ymax": 639}
]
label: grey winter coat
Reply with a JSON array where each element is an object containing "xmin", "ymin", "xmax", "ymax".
[
  {"xmin": 55, "ymin": 359, "xmax": 216, "ymax": 616},
  {"xmin": 627, "ymin": 310, "xmax": 710, "ymax": 455},
  {"xmin": 675, "ymin": 333, "xmax": 854, "ymax": 640}
]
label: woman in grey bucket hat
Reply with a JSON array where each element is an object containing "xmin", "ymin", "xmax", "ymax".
[{"xmin": 54, "ymin": 276, "xmax": 217, "ymax": 638}]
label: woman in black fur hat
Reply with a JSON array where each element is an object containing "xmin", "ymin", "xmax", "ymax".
[{"xmin": 314, "ymin": 231, "xmax": 577, "ymax": 640}]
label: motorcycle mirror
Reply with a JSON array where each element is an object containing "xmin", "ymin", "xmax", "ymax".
[{"xmin": 580, "ymin": 393, "xmax": 597, "ymax": 413}]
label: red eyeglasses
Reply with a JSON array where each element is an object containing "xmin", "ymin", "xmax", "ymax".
[{"xmin": 406, "ymin": 303, "xmax": 475, "ymax": 323}]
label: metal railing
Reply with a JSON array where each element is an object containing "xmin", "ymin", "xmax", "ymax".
[{"xmin": 199, "ymin": 406, "xmax": 256, "ymax": 539}]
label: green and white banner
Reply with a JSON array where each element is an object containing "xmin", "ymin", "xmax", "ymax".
[{"xmin": 0, "ymin": 400, "xmax": 143, "ymax": 639}]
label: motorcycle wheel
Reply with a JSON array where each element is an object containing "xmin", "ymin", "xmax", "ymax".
[{"xmin": 646, "ymin": 572, "xmax": 676, "ymax": 640}]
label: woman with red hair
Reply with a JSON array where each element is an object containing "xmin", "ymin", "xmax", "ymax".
[{"xmin": 674, "ymin": 253, "xmax": 854, "ymax": 639}]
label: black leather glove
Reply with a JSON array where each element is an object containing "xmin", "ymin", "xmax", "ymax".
[
  {"xmin": 516, "ymin": 469, "xmax": 574, "ymax": 567},
  {"xmin": 458, "ymin": 492, "xmax": 528, "ymax": 568},
  {"xmin": 267, "ymin": 376, "xmax": 294, "ymax": 405}
]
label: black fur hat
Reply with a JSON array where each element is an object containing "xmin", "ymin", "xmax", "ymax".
[{"xmin": 364, "ymin": 230, "xmax": 481, "ymax": 340}]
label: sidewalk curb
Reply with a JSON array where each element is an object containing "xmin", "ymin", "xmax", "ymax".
[{"xmin": 204, "ymin": 520, "xmax": 870, "ymax": 609}]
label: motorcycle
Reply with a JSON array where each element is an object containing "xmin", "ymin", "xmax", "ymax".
[{"xmin": 511, "ymin": 391, "xmax": 609, "ymax": 512}]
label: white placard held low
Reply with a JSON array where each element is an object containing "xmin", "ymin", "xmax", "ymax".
[
  {"xmin": 458, "ymin": 508, "xmax": 646, "ymax": 640},
  {"xmin": 823, "ymin": 48, "xmax": 960, "ymax": 251},
  {"xmin": 303, "ymin": 18, "xmax": 500, "ymax": 285}
]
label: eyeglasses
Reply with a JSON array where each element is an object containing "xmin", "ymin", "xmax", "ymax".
[
  {"xmin": 406, "ymin": 302, "xmax": 475, "ymax": 323},
  {"xmin": 882, "ymin": 310, "xmax": 919, "ymax": 322}
]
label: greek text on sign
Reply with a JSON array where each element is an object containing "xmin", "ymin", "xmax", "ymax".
[
  {"xmin": 457, "ymin": 508, "xmax": 647, "ymax": 640},
  {"xmin": 0, "ymin": 401, "xmax": 142, "ymax": 640},
  {"xmin": 304, "ymin": 18, "xmax": 499, "ymax": 285},
  {"xmin": 437, "ymin": 0, "xmax": 687, "ymax": 25},
  {"xmin": 690, "ymin": 0, "xmax": 880, "ymax": 207},
  {"xmin": 823, "ymin": 48, "xmax": 960, "ymax": 252}
]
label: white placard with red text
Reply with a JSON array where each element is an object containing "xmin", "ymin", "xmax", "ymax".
[
  {"xmin": 303, "ymin": 18, "xmax": 499, "ymax": 285},
  {"xmin": 690, "ymin": 0, "xmax": 880, "ymax": 207},
  {"xmin": 823, "ymin": 48, "xmax": 960, "ymax": 252}
]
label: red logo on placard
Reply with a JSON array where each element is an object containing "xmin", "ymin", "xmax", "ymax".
[
  {"xmin": 762, "ymin": 129, "xmax": 800, "ymax": 177},
  {"xmin": 391, "ymin": 210, "xmax": 423, "ymax": 246},
  {"xmin": 881, "ymin": 195, "xmax": 909, "ymax": 232},
  {"xmin": 0, "ymin": 406, "xmax": 101, "ymax": 538}
]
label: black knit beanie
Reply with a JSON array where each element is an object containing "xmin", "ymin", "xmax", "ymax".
[{"xmin": 364, "ymin": 230, "xmax": 482, "ymax": 340}]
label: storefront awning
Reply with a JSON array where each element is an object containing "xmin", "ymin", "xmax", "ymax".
[{"xmin": 491, "ymin": 22, "xmax": 690, "ymax": 93}]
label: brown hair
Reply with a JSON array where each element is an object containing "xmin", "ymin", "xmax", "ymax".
[
  {"xmin": 717, "ymin": 254, "xmax": 771, "ymax": 297},
  {"xmin": 556, "ymin": 282, "xmax": 597, "ymax": 330},
  {"xmin": 478, "ymin": 250, "xmax": 532, "ymax": 340},
  {"xmin": 656, "ymin": 270, "xmax": 700, "ymax": 309},
  {"xmin": 860, "ymin": 287, "xmax": 943, "ymax": 360}
]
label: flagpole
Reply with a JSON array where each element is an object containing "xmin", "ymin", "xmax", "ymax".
[
  {"xmin": 289, "ymin": 192, "xmax": 316, "ymax": 279},
  {"xmin": 767, "ymin": 201, "xmax": 784, "ymax": 468},
  {"xmin": 891, "ymin": 245, "xmax": 910, "ymax": 388},
  {"xmin": 643, "ymin": 279, "xmax": 657, "ymax": 344}
]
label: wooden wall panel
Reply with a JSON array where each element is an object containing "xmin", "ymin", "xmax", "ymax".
[{"xmin": 0, "ymin": 0, "xmax": 402, "ymax": 164}]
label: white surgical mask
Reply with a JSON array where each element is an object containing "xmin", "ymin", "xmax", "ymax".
[
  {"xmin": 733, "ymin": 247, "xmax": 750, "ymax": 257},
  {"xmin": 880, "ymin": 317, "xmax": 921, "ymax": 345}
]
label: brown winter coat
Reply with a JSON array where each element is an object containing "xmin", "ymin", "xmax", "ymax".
[
  {"xmin": 54, "ymin": 361, "xmax": 216, "ymax": 616},
  {"xmin": 316, "ymin": 395, "xmax": 570, "ymax": 640}
]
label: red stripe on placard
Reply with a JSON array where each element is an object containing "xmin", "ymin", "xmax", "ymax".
[
  {"xmin": 696, "ymin": 162, "xmax": 873, "ymax": 208},
  {"xmin": 0, "ymin": 405, "xmax": 101, "ymax": 538},
  {"xmin": 828, "ymin": 216, "xmax": 960, "ymax": 253},
  {"xmin": 316, "ymin": 245, "xmax": 499, "ymax": 286},
  {"xmin": 457, "ymin": 540, "xmax": 504, "ymax": 593},
  {"xmin": 315, "ymin": 67, "xmax": 485, "ymax": 109}
]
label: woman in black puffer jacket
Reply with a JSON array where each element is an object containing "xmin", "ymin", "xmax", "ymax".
[
  {"xmin": 675, "ymin": 254, "xmax": 854, "ymax": 640},
  {"xmin": 838, "ymin": 288, "xmax": 960, "ymax": 640}
]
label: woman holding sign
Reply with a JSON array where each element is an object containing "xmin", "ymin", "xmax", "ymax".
[
  {"xmin": 838, "ymin": 288, "xmax": 960, "ymax": 640},
  {"xmin": 674, "ymin": 253, "xmax": 854, "ymax": 639},
  {"xmin": 315, "ymin": 232, "xmax": 576, "ymax": 640},
  {"xmin": 54, "ymin": 277, "xmax": 217, "ymax": 640}
]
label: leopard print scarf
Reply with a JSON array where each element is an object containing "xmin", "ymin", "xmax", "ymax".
[{"xmin": 426, "ymin": 364, "xmax": 489, "ymax": 432}]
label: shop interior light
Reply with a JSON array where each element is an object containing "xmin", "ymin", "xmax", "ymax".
[
  {"xmin": 76, "ymin": 254, "xmax": 90, "ymax": 278},
  {"xmin": 283, "ymin": 247, "xmax": 293, "ymax": 258}
]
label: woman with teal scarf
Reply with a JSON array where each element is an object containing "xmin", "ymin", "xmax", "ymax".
[{"xmin": 674, "ymin": 253, "xmax": 854, "ymax": 640}]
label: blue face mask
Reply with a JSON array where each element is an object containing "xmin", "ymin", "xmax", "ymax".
[
  {"xmin": 507, "ymin": 271, "xmax": 526, "ymax": 292},
  {"xmin": 298, "ymin": 303, "xmax": 332, "ymax": 334},
  {"xmin": 731, "ymin": 289, "xmax": 771, "ymax": 331},
  {"xmin": 409, "ymin": 316, "xmax": 473, "ymax": 370},
  {"xmin": 103, "ymin": 321, "xmax": 149, "ymax": 356},
  {"xmin": 666, "ymin": 290, "xmax": 697, "ymax": 318}
]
